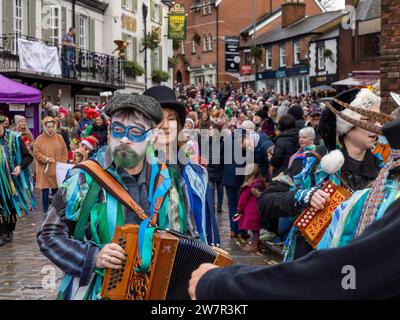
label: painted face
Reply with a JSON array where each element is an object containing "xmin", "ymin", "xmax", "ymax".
[
  {"xmin": 156, "ymin": 108, "xmax": 179, "ymax": 147},
  {"xmin": 109, "ymin": 113, "xmax": 152, "ymax": 169},
  {"xmin": 299, "ymin": 133, "xmax": 314, "ymax": 148}
]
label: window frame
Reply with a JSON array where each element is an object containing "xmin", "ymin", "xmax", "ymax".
[
  {"xmin": 181, "ymin": 40, "xmax": 185, "ymax": 55},
  {"xmin": 317, "ymin": 45, "xmax": 325, "ymax": 71},
  {"xmin": 293, "ymin": 40, "xmax": 301, "ymax": 65},
  {"xmin": 192, "ymin": 39, "xmax": 197, "ymax": 53},
  {"xmin": 79, "ymin": 15, "xmax": 89, "ymax": 51},
  {"xmin": 266, "ymin": 47, "xmax": 272, "ymax": 70},
  {"xmin": 280, "ymin": 45, "xmax": 286, "ymax": 67},
  {"xmin": 14, "ymin": 0, "xmax": 24, "ymax": 35},
  {"xmin": 51, "ymin": 6, "xmax": 62, "ymax": 46},
  {"xmin": 202, "ymin": 34, "xmax": 207, "ymax": 51},
  {"xmin": 208, "ymin": 34, "xmax": 213, "ymax": 51}
]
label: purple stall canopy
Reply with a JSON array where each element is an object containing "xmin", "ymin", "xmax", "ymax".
[{"xmin": 0, "ymin": 74, "xmax": 41, "ymax": 104}]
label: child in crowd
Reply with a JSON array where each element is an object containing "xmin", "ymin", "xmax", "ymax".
[
  {"xmin": 71, "ymin": 147, "xmax": 88, "ymax": 165},
  {"xmin": 68, "ymin": 137, "xmax": 81, "ymax": 162},
  {"xmin": 234, "ymin": 164, "xmax": 268, "ymax": 252}
]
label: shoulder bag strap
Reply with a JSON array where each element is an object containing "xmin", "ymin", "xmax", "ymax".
[{"xmin": 75, "ymin": 160, "xmax": 150, "ymax": 223}]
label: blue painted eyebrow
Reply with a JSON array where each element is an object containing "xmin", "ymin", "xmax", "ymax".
[{"xmin": 111, "ymin": 121, "xmax": 145, "ymax": 131}]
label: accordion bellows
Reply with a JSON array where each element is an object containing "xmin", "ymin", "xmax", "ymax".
[
  {"xmin": 294, "ymin": 182, "xmax": 352, "ymax": 248},
  {"xmin": 101, "ymin": 225, "xmax": 233, "ymax": 300}
]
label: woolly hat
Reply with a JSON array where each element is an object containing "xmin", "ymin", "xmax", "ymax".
[
  {"xmin": 14, "ymin": 115, "xmax": 26, "ymax": 124},
  {"xmin": 81, "ymin": 135, "xmax": 99, "ymax": 151}
]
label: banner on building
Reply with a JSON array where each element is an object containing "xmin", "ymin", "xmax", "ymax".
[
  {"xmin": 225, "ymin": 36, "xmax": 240, "ymax": 73},
  {"xmin": 168, "ymin": 4, "xmax": 187, "ymax": 40},
  {"xmin": 18, "ymin": 39, "xmax": 62, "ymax": 76}
]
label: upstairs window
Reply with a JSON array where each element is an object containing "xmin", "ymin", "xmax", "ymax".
[
  {"xmin": 280, "ymin": 45, "xmax": 286, "ymax": 67},
  {"xmin": 294, "ymin": 41, "xmax": 301, "ymax": 64}
]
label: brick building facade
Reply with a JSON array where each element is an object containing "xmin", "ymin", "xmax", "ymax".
[
  {"xmin": 173, "ymin": 0, "xmax": 320, "ymax": 89},
  {"xmin": 381, "ymin": 0, "xmax": 400, "ymax": 113}
]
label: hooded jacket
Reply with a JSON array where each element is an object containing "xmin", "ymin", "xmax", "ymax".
[
  {"xmin": 33, "ymin": 117, "xmax": 68, "ymax": 189},
  {"xmin": 270, "ymin": 127, "xmax": 299, "ymax": 178}
]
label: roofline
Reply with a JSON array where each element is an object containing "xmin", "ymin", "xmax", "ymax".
[
  {"xmin": 241, "ymin": 11, "xmax": 344, "ymax": 48},
  {"xmin": 240, "ymin": 7, "xmax": 283, "ymax": 35},
  {"xmin": 248, "ymin": 10, "xmax": 282, "ymax": 37}
]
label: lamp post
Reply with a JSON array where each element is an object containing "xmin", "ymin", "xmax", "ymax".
[
  {"xmin": 253, "ymin": 0, "xmax": 257, "ymax": 91},
  {"xmin": 142, "ymin": 3, "xmax": 149, "ymax": 90}
]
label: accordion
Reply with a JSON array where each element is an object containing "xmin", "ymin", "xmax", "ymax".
[
  {"xmin": 101, "ymin": 225, "xmax": 233, "ymax": 300},
  {"xmin": 294, "ymin": 182, "xmax": 352, "ymax": 248}
]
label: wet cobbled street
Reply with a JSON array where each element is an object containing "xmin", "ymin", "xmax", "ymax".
[{"xmin": 0, "ymin": 192, "xmax": 281, "ymax": 300}]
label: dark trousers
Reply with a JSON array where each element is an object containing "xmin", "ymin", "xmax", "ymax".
[
  {"xmin": 225, "ymin": 186, "xmax": 240, "ymax": 234},
  {"xmin": 0, "ymin": 221, "xmax": 16, "ymax": 236},
  {"xmin": 209, "ymin": 180, "xmax": 224, "ymax": 209},
  {"xmin": 42, "ymin": 189, "xmax": 58, "ymax": 213}
]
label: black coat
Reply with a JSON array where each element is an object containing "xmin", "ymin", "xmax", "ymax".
[
  {"xmin": 197, "ymin": 197, "xmax": 400, "ymax": 299},
  {"xmin": 207, "ymin": 136, "xmax": 224, "ymax": 182},
  {"xmin": 222, "ymin": 132, "xmax": 245, "ymax": 188},
  {"xmin": 270, "ymin": 127, "xmax": 299, "ymax": 178},
  {"xmin": 89, "ymin": 124, "xmax": 108, "ymax": 147}
]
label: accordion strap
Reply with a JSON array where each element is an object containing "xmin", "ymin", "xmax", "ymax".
[{"xmin": 75, "ymin": 160, "xmax": 150, "ymax": 223}]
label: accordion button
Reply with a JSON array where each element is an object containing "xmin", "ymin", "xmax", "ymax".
[
  {"xmin": 298, "ymin": 223, "xmax": 301, "ymax": 227},
  {"xmin": 302, "ymin": 224, "xmax": 306, "ymax": 227}
]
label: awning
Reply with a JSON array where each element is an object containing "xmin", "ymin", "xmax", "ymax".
[{"xmin": 332, "ymin": 71, "xmax": 380, "ymax": 87}]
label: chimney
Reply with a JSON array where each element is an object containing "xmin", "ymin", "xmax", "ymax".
[{"xmin": 281, "ymin": 0, "xmax": 306, "ymax": 29}]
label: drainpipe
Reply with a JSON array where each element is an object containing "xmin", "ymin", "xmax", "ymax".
[{"xmin": 216, "ymin": 4, "xmax": 219, "ymax": 89}]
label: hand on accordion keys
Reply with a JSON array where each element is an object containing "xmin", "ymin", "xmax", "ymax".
[
  {"xmin": 310, "ymin": 189, "xmax": 331, "ymax": 211},
  {"xmin": 96, "ymin": 243, "xmax": 127, "ymax": 270}
]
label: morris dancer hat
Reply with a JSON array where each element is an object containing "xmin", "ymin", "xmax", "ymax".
[
  {"xmin": 318, "ymin": 88, "xmax": 391, "ymax": 152},
  {"xmin": 104, "ymin": 93, "xmax": 163, "ymax": 126},
  {"xmin": 143, "ymin": 86, "xmax": 186, "ymax": 127}
]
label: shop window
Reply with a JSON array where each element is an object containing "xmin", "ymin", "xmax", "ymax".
[{"xmin": 359, "ymin": 33, "xmax": 380, "ymax": 60}]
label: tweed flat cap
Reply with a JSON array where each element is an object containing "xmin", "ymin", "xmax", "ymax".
[{"xmin": 104, "ymin": 94, "xmax": 163, "ymax": 125}]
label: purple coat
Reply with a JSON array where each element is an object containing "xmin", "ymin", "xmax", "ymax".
[{"xmin": 237, "ymin": 179, "xmax": 264, "ymax": 231}]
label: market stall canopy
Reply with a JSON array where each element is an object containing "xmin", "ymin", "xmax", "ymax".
[
  {"xmin": 0, "ymin": 74, "xmax": 41, "ymax": 104},
  {"xmin": 332, "ymin": 71, "xmax": 380, "ymax": 87}
]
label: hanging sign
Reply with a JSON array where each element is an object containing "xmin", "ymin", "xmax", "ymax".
[{"xmin": 168, "ymin": 4, "xmax": 187, "ymax": 40}]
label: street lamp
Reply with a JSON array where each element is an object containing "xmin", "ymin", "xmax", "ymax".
[{"xmin": 142, "ymin": 4, "xmax": 148, "ymax": 90}]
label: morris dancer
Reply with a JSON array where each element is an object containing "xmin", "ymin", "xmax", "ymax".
[
  {"xmin": 0, "ymin": 115, "xmax": 34, "ymax": 246},
  {"xmin": 189, "ymin": 118, "xmax": 400, "ymax": 300},
  {"xmin": 37, "ymin": 94, "xmax": 182, "ymax": 300},
  {"xmin": 258, "ymin": 89, "xmax": 383, "ymax": 261},
  {"xmin": 144, "ymin": 86, "xmax": 220, "ymax": 245}
]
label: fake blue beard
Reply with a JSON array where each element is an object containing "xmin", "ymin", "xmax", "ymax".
[{"xmin": 112, "ymin": 146, "xmax": 145, "ymax": 169}]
